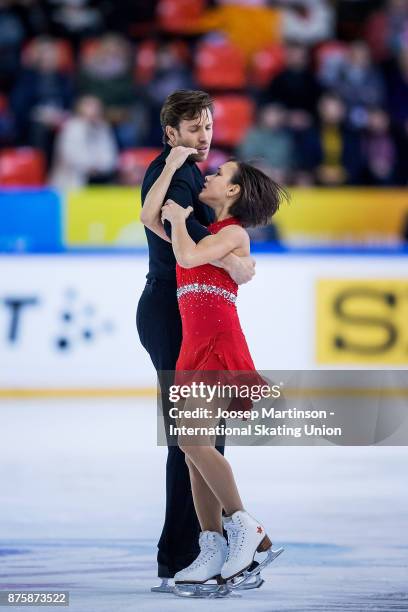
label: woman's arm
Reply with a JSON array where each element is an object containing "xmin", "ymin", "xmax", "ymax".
[
  {"xmin": 140, "ymin": 146, "xmax": 197, "ymax": 242},
  {"xmin": 161, "ymin": 201, "xmax": 249, "ymax": 268}
]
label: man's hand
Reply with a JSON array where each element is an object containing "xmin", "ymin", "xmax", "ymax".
[{"xmin": 224, "ymin": 254, "xmax": 256, "ymax": 285}]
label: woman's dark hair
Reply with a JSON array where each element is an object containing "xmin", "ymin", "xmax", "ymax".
[
  {"xmin": 228, "ymin": 162, "xmax": 289, "ymax": 227},
  {"xmin": 160, "ymin": 90, "xmax": 214, "ymax": 143}
]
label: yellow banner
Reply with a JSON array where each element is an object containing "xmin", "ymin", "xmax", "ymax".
[
  {"xmin": 316, "ymin": 280, "xmax": 408, "ymax": 364},
  {"xmin": 283, "ymin": 189, "xmax": 408, "ymax": 243},
  {"xmin": 65, "ymin": 187, "xmax": 408, "ymax": 247},
  {"xmin": 66, "ymin": 187, "xmax": 144, "ymax": 247}
]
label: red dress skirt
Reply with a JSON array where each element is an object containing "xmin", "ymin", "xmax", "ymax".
[{"xmin": 175, "ymin": 217, "xmax": 264, "ymax": 412}]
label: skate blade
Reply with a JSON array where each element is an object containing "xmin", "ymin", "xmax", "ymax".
[
  {"xmin": 174, "ymin": 583, "xmax": 241, "ymax": 599},
  {"xmin": 228, "ymin": 547, "xmax": 284, "ymax": 590},
  {"xmin": 237, "ymin": 573, "xmax": 265, "ymax": 590},
  {"xmin": 151, "ymin": 579, "xmax": 174, "ymax": 594}
]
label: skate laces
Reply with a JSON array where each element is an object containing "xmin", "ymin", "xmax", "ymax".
[
  {"xmin": 185, "ymin": 535, "xmax": 218, "ymax": 572},
  {"xmin": 224, "ymin": 522, "xmax": 243, "ymax": 561}
]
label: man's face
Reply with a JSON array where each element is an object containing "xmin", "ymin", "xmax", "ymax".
[{"xmin": 168, "ymin": 108, "xmax": 213, "ymax": 162}]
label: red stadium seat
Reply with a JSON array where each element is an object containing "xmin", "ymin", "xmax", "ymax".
[
  {"xmin": 157, "ymin": 0, "xmax": 205, "ymax": 33},
  {"xmin": 0, "ymin": 148, "xmax": 46, "ymax": 186},
  {"xmin": 195, "ymin": 40, "xmax": 247, "ymax": 90},
  {"xmin": 250, "ymin": 44, "xmax": 286, "ymax": 88},
  {"xmin": 212, "ymin": 96, "xmax": 255, "ymax": 147},
  {"xmin": 119, "ymin": 148, "xmax": 162, "ymax": 185}
]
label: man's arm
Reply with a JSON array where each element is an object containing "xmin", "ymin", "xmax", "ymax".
[
  {"xmin": 163, "ymin": 175, "xmax": 211, "ymax": 243},
  {"xmin": 140, "ymin": 146, "xmax": 197, "ymax": 231},
  {"xmin": 217, "ymin": 252, "xmax": 256, "ymax": 285}
]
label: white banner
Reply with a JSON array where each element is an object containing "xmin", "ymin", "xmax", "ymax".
[{"xmin": 0, "ymin": 254, "xmax": 407, "ymax": 390}]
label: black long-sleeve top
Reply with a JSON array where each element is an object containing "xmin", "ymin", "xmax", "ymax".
[{"xmin": 141, "ymin": 144, "xmax": 215, "ymax": 281}]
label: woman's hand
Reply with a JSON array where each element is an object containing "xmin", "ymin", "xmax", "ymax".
[
  {"xmin": 161, "ymin": 200, "xmax": 193, "ymax": 225},
  {"xmin": 165, "ymin": 146, "xmax": 198, "ymax": 171}
]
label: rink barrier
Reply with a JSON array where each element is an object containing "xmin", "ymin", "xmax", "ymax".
[
  {"xmin": 0, "ymin": 388, "xmax": 157, "ymax": 399},
  {"xmin": 1, "ymin": 387, "xmax": 408, "ymax": 400},
  {"xmin": 1, "ymin": 254, "xmax": 407, "ymax": 389},
  {"xmin": 2, "ymin": 187, "xmax": 408, "ymax": 252}
]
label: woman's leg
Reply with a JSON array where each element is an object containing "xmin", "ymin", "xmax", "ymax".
[
  {"xmin": 185, "ymin": 457, "xmax": 223, "ymax": 534},
  {"xmin": 178, "ymin": 398, "xmax": 244, "ymax": 518}
]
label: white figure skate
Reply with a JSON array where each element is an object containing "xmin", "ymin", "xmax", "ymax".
[
  {"xmin": 173, "ymin": 531, "xmax": 239, "ymax": 598},
  {"xmin": 222, "ymin": 511, "xmax": 284, "ymax": 589}
]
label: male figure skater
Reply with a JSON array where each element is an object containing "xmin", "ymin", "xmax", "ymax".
[{"xmin": 137, "ymin": 90, "xmax": 255, "ymax": 589}]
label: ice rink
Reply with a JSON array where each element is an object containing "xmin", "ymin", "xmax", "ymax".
[{"xmin": 1, "ymin": 398, "xmax": 408, "ymax": 611}]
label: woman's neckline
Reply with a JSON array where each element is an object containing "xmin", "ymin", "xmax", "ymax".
[{"xmin": 209, "ymin": 217, "xmax": 239, "ymax": 228}]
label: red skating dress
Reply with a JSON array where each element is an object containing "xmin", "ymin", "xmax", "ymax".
[{"xmin": 175, "ymin": 217, "xmax": 262, "ymax": 411}]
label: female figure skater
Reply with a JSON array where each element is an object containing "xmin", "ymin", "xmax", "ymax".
[{"xmin": 142, "ymin": 146, "xmax": 287, "ymax": 591}]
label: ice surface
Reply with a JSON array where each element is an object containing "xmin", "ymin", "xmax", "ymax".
[{"xmin": 0, "ymin": 399, "xmax": 407, "ymax": 610}]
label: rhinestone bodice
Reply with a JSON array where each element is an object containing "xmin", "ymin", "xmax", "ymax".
[{"xmin": 176, "ymin": 217, "xmax": 242, "ymax": 337}]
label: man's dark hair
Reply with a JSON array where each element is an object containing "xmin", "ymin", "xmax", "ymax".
[
  {"xmin": 160, "ymin": 90, "xmax": 214, "ymax": 144},
  {"xmin": 228, "ymin": 162, "xmax": 289, "ymax": 227}
]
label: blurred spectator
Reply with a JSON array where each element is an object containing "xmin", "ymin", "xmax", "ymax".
[
  {"xmin": 315, "ymin": 41, "xmax": 348, "ymax": 90},
  {"xmin": 320, "ymin": 41, "xmax": 386, "ymax": 128},
  {"xmin": 283, "ymin": 0, "xmax": 334, "ymax": 45},
  {"xmin": 237, "ymin": 104, "xmax": 294, "ymax": 183},
  {"xmin": 78, "ymin": 33, "xmax": 146, "ymax": 148},
  {"xmin": 365, "ymin": 0, "xmax": 408, "ymax": 62},
  {"xmin": 314, "ymin": 93, "xmax": 362, "ymax": 186},
  {"xmin": 386, "ymin": 47, "xmax": 408, "ymax": 129},
  {"xmin": 11, "ymin": 36, "xmax": 74, "ymax": 164},
  {"xmin": 12, "ymin": 0, "xmax": 50, "ymax": 39},
  {"xmin": 44, "ymin": 0, "xmax": 106, "ymax": 49},
  {"xmin": 50, "ymin": 95, "xmax": 117, "ymax": 190},
  {"xmin": 144, "ymin": 42, "xmax": 195, "ymax": 146},
  {"xmin": 361, "ymin": 108, "xmax": 397, "ymax": 185},
  {"xmin": 288, "ymin": 110, "xmax": 320, "ymax": 185},
  {"xmin": 261, "ymin": 42, "xmax": 321, "ymax": 115},
  {"xmin": 108, "ymin": 0, "xmax": 158, "ymax": 36},
  {"xmin": 0, "ymin": 0, "xmax": 25, "ymax": 91},
  {"xmin": 147, "ymin": 41, "xmax": 194, "ymax": 102},
  {"xmin": 0, "ymin": 93, "xmax": 15, "ymax": 145},
  {"xmin": 78, "ymin": 34, "xmax": 133, "ymax": 107},
  {"xmin": 0, "ymin": 1, "xmax": 406, "ymax": 187},
  {"xmin": 385, "ymin": 47, "xmax": 408, "ymax": 182}
]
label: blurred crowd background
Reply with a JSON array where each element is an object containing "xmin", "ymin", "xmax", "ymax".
[{"xmin": 0, "ymin": 0, "xmax": 407, "ymax": 191}]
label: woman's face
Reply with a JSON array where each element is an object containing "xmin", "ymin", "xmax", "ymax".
[{"xmin": 199, "ymin": 161, "xmax": 239, "ymax": 206}]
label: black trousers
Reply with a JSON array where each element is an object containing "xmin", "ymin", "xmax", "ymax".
[{"xmin": 136, "ymin": 278, "xmax": 224, "ymax": 578}]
